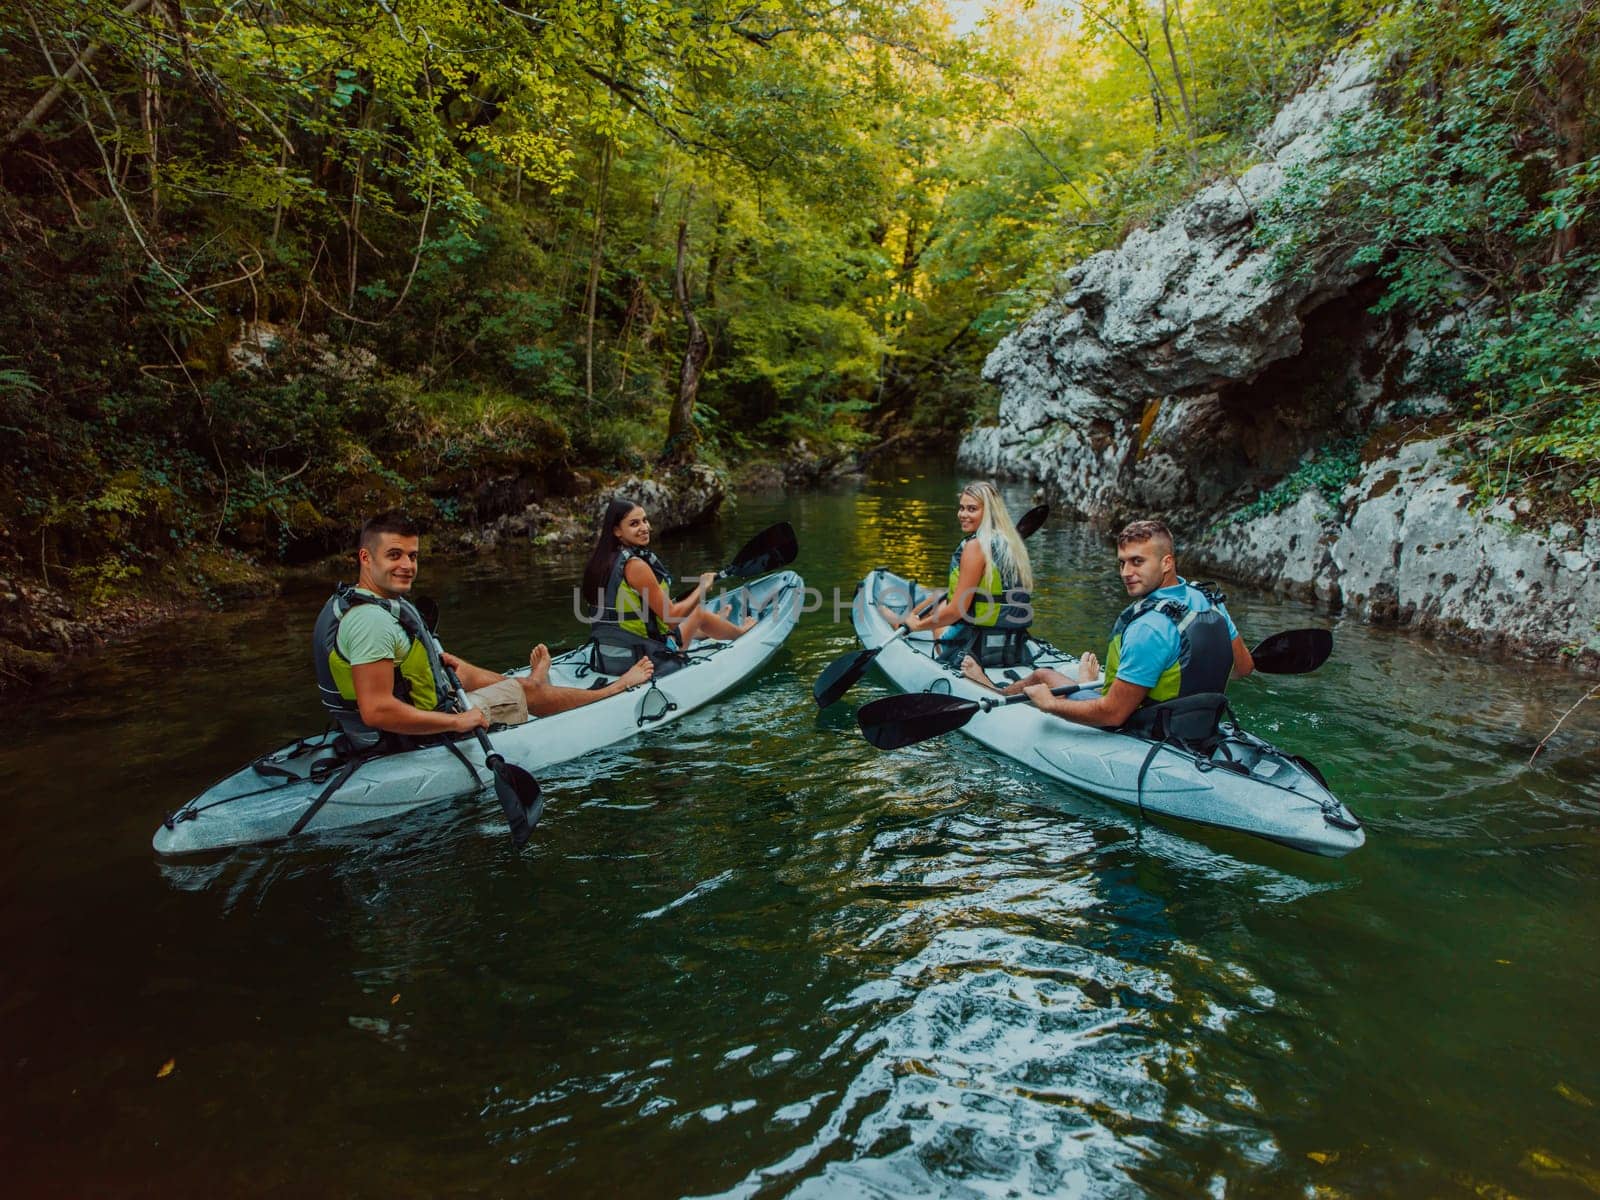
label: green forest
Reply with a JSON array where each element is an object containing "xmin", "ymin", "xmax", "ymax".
[{"xmin": 1, "ymin": 1, "xmax": 1596, "ymax": 666}]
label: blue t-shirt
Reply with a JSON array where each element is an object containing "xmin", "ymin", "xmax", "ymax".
[{"xmin": 1113, "ymin": 578, "xmax": 1238, "ymax": 688}]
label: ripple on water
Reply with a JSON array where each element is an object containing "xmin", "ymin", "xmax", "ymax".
[{"xmin": 693, "ymin": 809, "xmax": 1321, "ymax": 1199}]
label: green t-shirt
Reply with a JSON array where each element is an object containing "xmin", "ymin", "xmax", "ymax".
[{"xmin": 336, "ymin": 589, "xmax": 412, "ymax": 667}]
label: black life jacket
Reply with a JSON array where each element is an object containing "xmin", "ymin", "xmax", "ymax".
[
  {"xmin": 592, "ymin": 547, "xmax": 675, "ymax": 641},
  {"xmin": 312, "ymin": 586, "xmax": 454, "ymax": 748},
  {"xmin": 1104, "ymin": 582, "xmax": 1234, "ymax": 706},
  {"xmin": 941, "ymin": 534, "xmax": 1033, "ymax": 667}
]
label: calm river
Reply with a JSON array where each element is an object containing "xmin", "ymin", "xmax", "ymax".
[{"xmin": 3, "ymin": 467, "xmax": 1597, "ymax": 1197}]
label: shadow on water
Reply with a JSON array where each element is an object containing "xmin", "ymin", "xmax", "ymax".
[{"xmin": 3, "ymin": 465, "xmax": 1599, "ymax": 1197}]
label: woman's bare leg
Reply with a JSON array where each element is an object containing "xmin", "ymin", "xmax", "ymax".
[
  {"xmin": 960, "ymin": 657, "xmax": 1071, "ymax": 696},
  {"xmin": 676, "ymin": 606, "xmax": 754, "ymax": 645}
]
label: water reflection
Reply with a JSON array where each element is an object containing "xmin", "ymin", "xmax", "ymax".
[{"xmin": 1, "ymin": 466, "xmax": 1597, "ymax": 1198}]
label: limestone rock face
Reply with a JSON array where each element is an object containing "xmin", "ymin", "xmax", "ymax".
[
  {"xmin": 604, "ymin": 464, "xmax": 726, "ymax": 535},
  {"xmin": 957, "ymin": 49, "xmax": 1599, "ymax": 664},
  {"xmin": 1191, "ymin": 440, "xmax": 1600, "ymax": 661},
  {"xmin": 228, "ymin": 320, "xmax": 377, "ymax": 379},
  {"xmin": 967, "ymin": 52, "xmax": 1378, "ymax": 520}
]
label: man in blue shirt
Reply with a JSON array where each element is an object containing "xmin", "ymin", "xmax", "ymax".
[{"xmin": 962, "ymin": 518, "xmax": 1253, "ymax": 727}]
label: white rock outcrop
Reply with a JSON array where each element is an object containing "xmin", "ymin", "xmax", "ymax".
[
  {"xmin": 1193, "ymin": 440, "xmax": 1600, "ymax": 658},
  {"xmin": 964, "ymin": 53, "xmax": 1378, "ymax": 517}
]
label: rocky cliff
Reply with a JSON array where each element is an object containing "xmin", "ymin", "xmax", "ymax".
[{"xmin": 960, "ymin": 53, "xmax": 1600, "ymax": 667}]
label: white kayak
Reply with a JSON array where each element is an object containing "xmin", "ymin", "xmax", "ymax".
[
  {"xmin": 154, "ymin": 570, "xmax": 805, "ymax": 855},
  {"xmin": 852, "ymin": 568, "xmax": 1365, "ymax": 858}
]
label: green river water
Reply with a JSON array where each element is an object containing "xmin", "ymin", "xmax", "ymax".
[{"xmin": 3, "ymin": 467, "xmax": 1598, "ymax": 1197}]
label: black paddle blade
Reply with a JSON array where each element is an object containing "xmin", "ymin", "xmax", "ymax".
[
  {"xmin": 812, "ymin": 646, "xmax": 879, "ymax": 708},
  {"xmin": 857, "ymin": 692, "xmax": 982, "ymax": 750},
  {"xmin": 413, "ymin": 595, "xmax": 440, "ymax": 633},
  {"xmin": 1251, "ymin": 628, "xmax": 1333, "ymax": 675},
  {"xmin": 725, "ymin": 521, "xmax": 799, "ymax": 578},
  {"xmin": 674, "ymin": 522, "xmax": 800, "ymax": 602},
  {"xmin": 1015, "ymin": 503, "xmax": 1049, "ymax": 539},
  {"xmin": 489, "ymin": 756, "xmax": 543, "ymax": 848}
]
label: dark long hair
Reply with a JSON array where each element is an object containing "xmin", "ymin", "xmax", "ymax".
[{"xmin": 581, "ymin": 496, "xmax": 643, "ymax": 611}]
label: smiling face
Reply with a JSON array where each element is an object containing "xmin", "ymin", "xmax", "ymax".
[
  {"xmin": 359, "ymin": 533, "xmax": 420, "ymax": 599},
  {"xmin": 956, "ymin": 491, "xmax": 984, "ymax": 535},
  {"xmin": 613, "ymin": 505, "xmax": 650, "ymax": 549},
  {"xmin": 1117, "ymin": 537, "xmax": 1175, "ymax": 598}
]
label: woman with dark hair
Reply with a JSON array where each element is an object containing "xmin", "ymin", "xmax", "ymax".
[{"xmin": 581, "ymin": 498, "xmax": 756, "ymax": 651}]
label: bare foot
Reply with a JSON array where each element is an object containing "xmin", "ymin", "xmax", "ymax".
[
  {"xmin": 960, "ymin": 654, "xmax": 999, "ymax": 692},
  {"xmin": 738, "ymin": 614, "xmax": 758, "ymax": 634},
  {"xmin": 527, "ymin": 643, "xmax": 552, "ymax": 685},
  {"xmin": 618, "ymin": 656, "xmax": 654, "ymax": 689}
]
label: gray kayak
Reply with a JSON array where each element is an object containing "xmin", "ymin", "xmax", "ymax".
[
  {"xmin": 853, "ymin": 568, "xmax": 1364, "ymax": 858},
  {"xmin": 153, "ymin": 570, "xmax": 804, "ymax": 855}
]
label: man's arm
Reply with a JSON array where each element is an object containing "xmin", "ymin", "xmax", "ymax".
[
  {"xmin": 1231, "ymin": 634, "xmax": 1254, "ymax": 679},
  {"xmin": 1024, "ymin": 677, "xmax": 1148, "ymax": 728},
  {"xmin": 351, "ymin": 661, "xmax": 486, "ymax": 734}
]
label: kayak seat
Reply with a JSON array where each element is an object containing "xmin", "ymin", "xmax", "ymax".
[
  {"xmin": 588, "ymin": 625, "xmax": 689, "ymax": 679},
  {"xmin": 936, "ymin": 625, "xmax": 1034, "ymax": 670},
  {"xmin": 1121, "ymin": 692, "xmax": 1232, "ymax": 754},
  {"xmin": 252, "ymin": 733, "xmax": 348, "ymax": 784}
]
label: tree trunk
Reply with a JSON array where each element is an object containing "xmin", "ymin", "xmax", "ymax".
[
  {"xmin": 1548, "ymin": 46, "xmax": 1588, "ymax": 263},
  {"xmin": 704, "ymin": 202, "xmax": 727, "ymax": 306},
  {"xmin": 583, "ymin": 139, "xmax": 613, "ymax": 404},
  {"xmin": 662, "ymin": 219, "xmax": 708, "ymax": 465},
  {"xmin": 1160, "ymin": 0, "xmax": 1196, "ymax": 162},
  {"xmin": 142, "ymin": 3, "xmax": 165, "ymax": 230},
  {"xmin": 1082, "ymin": 2, "xmax": 1172, "ymax": 137}
]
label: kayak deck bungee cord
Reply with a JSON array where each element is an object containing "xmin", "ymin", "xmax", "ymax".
[
  {"xmin": 849, "ymin": 568, "xmax": 1364, "ymax": 858},
  {"xmin": 153, "ymin": 570, "xmax": 804, "ymax": 855}
]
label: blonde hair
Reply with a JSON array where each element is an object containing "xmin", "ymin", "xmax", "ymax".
[{"xmin": 960, "ymin": 480, "xmax": 1033, "ymax": 591}]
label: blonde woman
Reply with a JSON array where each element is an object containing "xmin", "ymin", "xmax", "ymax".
[{"xmin": 880, "ymin": 481, "xmax": 1034, "ymax": 662}]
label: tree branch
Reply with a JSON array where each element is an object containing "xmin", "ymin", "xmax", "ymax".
[{"xmin": 5, "ymin": 0, "xmax": 154, "ymax": 148}]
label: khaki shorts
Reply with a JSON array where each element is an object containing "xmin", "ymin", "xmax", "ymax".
[{"xmin": 465, "ymin": 677, "xmax": 529, "ymax": 727}]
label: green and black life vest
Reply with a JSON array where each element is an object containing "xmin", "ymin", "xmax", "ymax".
[
  {"xmin": 1103, "ymin": 583, "xmax": 1233, "ymax": 705},
  {"xmin": 595, "ymin": 547, "xmax": 675, "ymax": 640},
  {"xmin": 947, "ymin": 534, "xmax": 1030, "ymax": 629},
  {"xmin": 312, "ymin": 585, "xmax": 454, "ymax": 748}
]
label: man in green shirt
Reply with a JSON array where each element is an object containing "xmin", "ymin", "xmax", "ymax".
[{"xmin": 313, "ymin": 513, "xmax": 651, "ymax": 748}]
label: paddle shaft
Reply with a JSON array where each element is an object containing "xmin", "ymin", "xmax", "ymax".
[
  {"xmin": 964, "ymin": 629, "xmax": 1320, "ymax": 713},
  {"xmin": 983, "ymin": 680, "xmax": 1096, "ymax": 712},
  {"xmin": 438, "ymin": 661, "xmax": 540, "ymax": 848}
]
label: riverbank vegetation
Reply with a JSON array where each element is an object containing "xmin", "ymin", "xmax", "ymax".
[
  {"xmin": 3, "ymin": 0, "xmax": 1594, "ymax": 677},
  {"xmin": 1259, "ymin": 0, "xmax": 1600, "ymax": 514}
]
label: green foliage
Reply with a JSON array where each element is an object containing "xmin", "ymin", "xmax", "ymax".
[
  {"xmin": 1257, "ymin": 0, "xmax": 1600, "ymax": 511},
  {"xmin": 1230, "ymin": 439, "xmax": 1364, "ymax": 522},
  {"xmin": 0, "ymin": 0, "xmax": 1385, "ymax": 601},
  {"xmin": 0, "ymin": 357, "xmax": 41, "ymax": 400}
]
